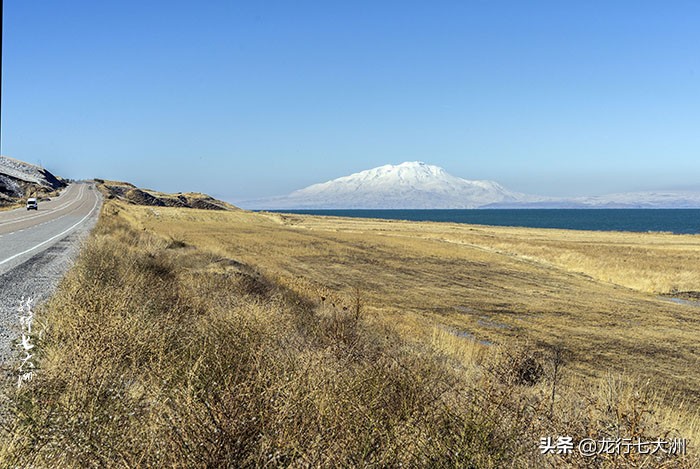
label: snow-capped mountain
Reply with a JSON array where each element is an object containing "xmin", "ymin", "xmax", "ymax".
[
  {"xmin": 243, "ymin": 162, "xmax": 549, "ymax": 209},
  {"xmin": 241, "ymin": 161, "xmax": 700, "ymax": 210}
]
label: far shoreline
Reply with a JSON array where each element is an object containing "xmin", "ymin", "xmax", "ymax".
[{"xmin": 255, "ymin": 208, "xmax": 700, "ymax": 235}]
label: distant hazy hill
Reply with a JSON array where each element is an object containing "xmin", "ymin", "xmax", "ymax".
[
  {"xmin": 0, "ymin": 156, "xmax": 66, "ymax": 205},
  {"xmin": 571, "ymin": 191, "xmax": 700, "ymax": 209},
  {"xmin": 242, "ymin": 161, "xmax": 700, "ymax": 210}
]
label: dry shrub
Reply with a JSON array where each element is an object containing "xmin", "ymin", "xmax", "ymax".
[
  {"xmin": 0, "ymin": 212, "xmax": 519, "ymax": 467},
  {"xmin": 488, "ymin": 344, "xmax": 545, "ymax": 387},
  {"xmin": 0, "ymin": 209, "xmax": 696, "ymax": 467}
]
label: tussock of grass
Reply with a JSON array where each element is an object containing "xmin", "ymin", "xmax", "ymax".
[{"xmin": 1, "ymin": 207, "xmax": 696, "ymax": 467}]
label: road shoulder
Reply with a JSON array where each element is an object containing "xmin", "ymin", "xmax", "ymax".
[{"xmin": 0, "ymin": 195, "xmax": 101, "ymax": 371}]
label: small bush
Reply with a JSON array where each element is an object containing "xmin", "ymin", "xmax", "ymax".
[{"xmin": 489, "ymin": 344, "xmax": 544, "ymax": 387}]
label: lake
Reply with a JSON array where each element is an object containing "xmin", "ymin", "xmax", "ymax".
[{"xmin": 268, "ymin": 209, "xmax": 700, "ymax": 234}]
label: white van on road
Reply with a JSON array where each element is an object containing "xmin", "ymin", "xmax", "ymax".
[{"xmin": 26, "ymin": 198, "xmax": 38, "ymax": 210}]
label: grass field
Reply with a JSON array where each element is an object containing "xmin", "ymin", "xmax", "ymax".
[
  {"xmin": 2, "ymin": 199, "xmax": 699, "ymax": 466},
  {"xmin": 129, "ymin": 206, "xmax": 700, "ymax": 399}
]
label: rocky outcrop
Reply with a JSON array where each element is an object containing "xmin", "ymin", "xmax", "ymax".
[
  {"xmin": 97, "ymin": 180, "xmax": 238, "ymax": 211},
  {"xmin": 0, "ymin": 156, "xmax": 67, "ymax": 205}
]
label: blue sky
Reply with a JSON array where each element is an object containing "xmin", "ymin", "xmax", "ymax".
[{"xmin": 2, "ymin": 1, "xmax": 699, "ymax": 201}]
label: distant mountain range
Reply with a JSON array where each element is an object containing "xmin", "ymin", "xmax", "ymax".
[{"xmin": 241, "ymin": 161, "xmax": 700, "ymax": 209}]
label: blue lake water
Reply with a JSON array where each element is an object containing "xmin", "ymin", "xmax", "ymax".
[{"xmin": 268, "ymin": 209, "xmax": 700, "ymax": 234}]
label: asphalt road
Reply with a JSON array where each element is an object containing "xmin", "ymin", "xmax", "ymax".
[{"xmin": 0, "ymin": 182, "xmax": 102, "ymax": 371}]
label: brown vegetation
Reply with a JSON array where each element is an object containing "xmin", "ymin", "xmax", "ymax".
[
  {"xmin": 95, "ymin": 179, "xmax": 238, "ymax": 211},
  {"xmin": 1, "ymin": 201, "xmax": 698, "ymax": 466}
]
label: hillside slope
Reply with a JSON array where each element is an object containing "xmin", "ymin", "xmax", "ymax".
[
  {"xmin": 0, "ymin": 156, "xmax": 66, "ymax": 205},
  {"xmin": 96, "ymin": 179, "xmax": 240, "ymax": 211}
]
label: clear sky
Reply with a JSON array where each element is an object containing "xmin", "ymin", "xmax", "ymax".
[{"xmin": 2, "ymin": 1, "xmax": 699, "ymax": 201}]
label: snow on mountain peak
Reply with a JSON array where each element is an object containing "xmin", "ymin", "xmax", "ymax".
[
  {"xmin": 246, "ymin": 162, "xmax": 541, "ymax": 209},
  {"xmin": 238, "ymin": 161, "xmax": 700, "ymax": 210},
  {"xmin": 326, "ymin": 161, "xmax": 447, "ymax": 187}
]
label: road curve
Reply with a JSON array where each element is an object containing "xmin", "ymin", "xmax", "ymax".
[{"xmin": 0, "ymin": 182, "xmax": 102, "ymax": 368}]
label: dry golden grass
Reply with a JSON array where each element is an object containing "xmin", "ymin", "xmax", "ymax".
[
  {"xmin": 122, "ymin": 206, "xmax": 700, "ymax": 400},
  {"xmin": 0, "ymin": 203, "xmax": 21, "ymax": 211},
  {"xmin": 1, "ymin": 200, "xmax": 698, "ymax": 466}
]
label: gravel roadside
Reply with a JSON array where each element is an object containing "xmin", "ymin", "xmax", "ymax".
[{"xmin": 0, "ymin": 193, "xmax": 102, "ymax": 378}]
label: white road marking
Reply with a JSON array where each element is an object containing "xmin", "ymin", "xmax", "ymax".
[
  {"xmin": 0, "ymin": 189, "xmax": 99, "ymax": 267},
  {"xmin": 0, "ymin": 187, "xmax": 90, "ymax": 237},
  {"xmin": 0, "ymin": 184, "xmax": 84, "ymax": 228}
]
